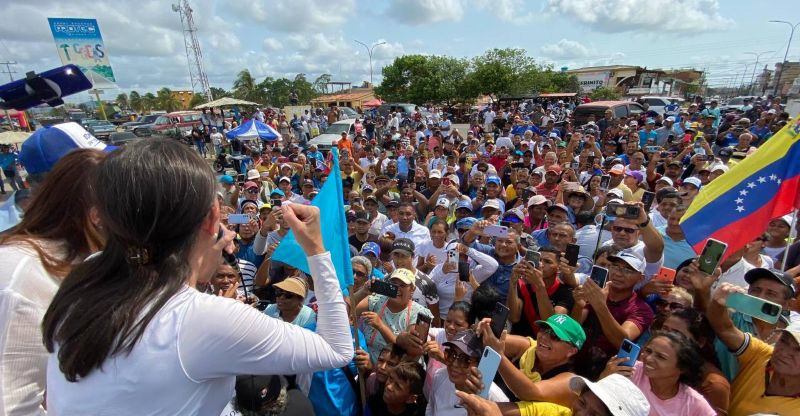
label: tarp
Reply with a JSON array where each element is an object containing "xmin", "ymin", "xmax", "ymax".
[
  {"xmin": 362, "ymin": 98, "xmax": 383, "ymax": 108},
  {"xmin": 0, "ymin": 130, "xmax": 31, "ymax": 145},
  {"xmin": 194, "ymin": 97, "xmax": 260, "ymax": 109},
  {"xmin": 224, "ymin": 119, "xmax": 281, "ymax": 141}
]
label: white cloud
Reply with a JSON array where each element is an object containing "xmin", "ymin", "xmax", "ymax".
[
  {"xmin": 546, "ymin": 0, "xmax": 733, "ymax": 33},
  {"xmin": 226, "ymin": 0, "xmax": 355, "ymax": 32},
  {"xmin": 474, "ymin": 0, "xmax": 535, "ymax": 22},
  {"xmin": 262, "ymin": 38, "xmax": 283, "ymax": 51},
  {"xmin": 540, "ymin": 39, "xmax": 591, "ymax": 59},
  {"xmin": 384, "ymin": 0, "xmax": 466, "ymax": 25}
]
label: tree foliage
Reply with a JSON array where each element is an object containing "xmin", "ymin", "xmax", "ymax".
[
  {"xmin": 590, "ymin": 86, "xmax": 621, "ymax": 101},
  {"xmin": 129, "ymin": 91, "xmax": 142, "ymax": 113},
  {"xmin": 375, "ymin": 55, "xmax": 472, "ymax": 104},
  {"xmin": 115, "ymin": 93, "xmax": 129, "ymax": 110},
  {"xmin": 155, "ymin": 88, "xmax": 180, "ymax": 112},
  {"xmin": 189, "ymin": 93, "xmax": 206, "ymax": 109}
]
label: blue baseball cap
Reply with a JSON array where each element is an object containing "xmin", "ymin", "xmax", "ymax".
[
  {"xmin": 486, "ymin": 176, "xmax": 501, "ymax": 185},
  {"xmin": 270, "ymin": 189, "xmax": 285, "ymax": 197},
  {"xmin": 456, "ymin": 217, "xmax": 477, "ymax": 230},
  {"xmin": 219, "ymin": 175, "xmax": 234, "ymax": 185},
  {"xmin": 455, "ymin": 199, "xmax": 473, "ymax": 211},
  {"xmin": 360, "ymin": 241, "xmax": 381, "ymax": 257},
  {"xmin": 20, "ymin": 122, "xmax": 116, "ymax": 175}
]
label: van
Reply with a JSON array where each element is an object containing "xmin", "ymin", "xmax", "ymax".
[{"xmin": 573, "ymin": 101, "xmax": 645, "ymax": 125}]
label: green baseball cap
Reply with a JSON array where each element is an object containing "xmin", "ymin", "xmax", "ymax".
[{"xmin": 535, "ymin": 314, "xmax": 586, "ymax": 349}]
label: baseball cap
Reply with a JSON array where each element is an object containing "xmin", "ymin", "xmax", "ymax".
[
  {"xmin": 247, "ymin": 169, "xmax": 260, "ymax": 180},
  {"xmin": 280, "ymin": 163, "xmax": 291, "ymax": 171},
  {"xmin": 608, "ymin": 251, "xmax": 646, "ymax": 274},
  {"xmin": 711, "ymin": 164, "xmax": 729, "ymax": 174},
  {"xmin": 777, "ymin": 321, "xmax": 800, "ymax": 345},
  {"xmin": 606, "ymin": 188, "xmax": 624, "ymax": 199},
  {"xmin": 219, "ymin": 175, "xmax": 234, "ymax": 185},
  {"xmin": 386, "ymin": 199, "xmax": 400, "ymax": 208},
  {"xmin": 278, "ymin": 176, "xmax": 291, "ymax": 183},
  {"xmin": 270, "ymin": 189, "xmax": 285, "ymax": 197},
  {"xmin": 360, "ymin": 241, "xmax": 381, "ymax": 258},
  {"xmin": 273, "ymin": 276, "xmax": 308, "ymax": 298},
  {"xmin": 391, "ymin": 238, "xmax": 415, "ymax": 256},
  {"xmin": 546, "ymin": 165, "xmax": 562, "ymax": 175},
  {"xmin": 665, "ymin": 116, "xmax": 676, "ymax": 122},
  {"xmin": 569, "ymin": 374, "xmax": 650, "ymax": 416},
  {"xmin": 548, "ymin": 132, "xmax": 559, "ymax": 139},
  {"xmin": 535, "ymin": 314, "xmax": 586, "ymax": 349},
  {"xmin": 527, "ymin": 194, "xmax": 551, "ymax": 208},
  {"xmin": 436, "ymin": 197, "xmax": 451, "ymax": 208},
  {"xmin": 609, "ymin": 164, "xmax": 625, "ymax": 175},
  {"xmin": 503, "ymin": 208, "xmax": 525, "ymax": 222},
  {"xmin": 768, "ymin": 108, "xmax": 777, "ymax": 114},
  {"xmin": 718, "ymin": 147, "xmax": 733, "ymax": 158},
  {"xmin": 486, "ymin": 176, "xmax": 502, "ymax": 185},
  {"xmin": 354, "ymin": 211, "xmax": 372, "ymax": 223},
  {"xmin": 20, "ymin": 122, "xmax": 116, "ymax": 175},
  {"xmin": 443, "ymin": 329, "xmax": 483, "ymax": 358},
  {"xmin": 429, "ymin": 169, "xmax": 442, "ymax": 179},
  {"xmin": 744, "ymin": 268, "xmax": 796, "ymax": 296},
  {"xmin": 667, "ymin": 160, "xmax": 683, "ymax": 167},
  {"xmin": 629, "ymin": 121, "xmax": 639, "ymax": 127},
  {"xmin": 455, "ymin": 199, "xmax": 473, "ymax": 211},
  {"xmin": 388, "ymin": 268, "xmax": 416, "ymax": 286},
  {"xmin": 547, "ymin": 203, "xmax": 569, "ymax": 215},
  {"xmin": 482, "ymin": 198, "xmax": 504, "ymax": 213},
  {"xmin": 682, "ymin": 177, "xmax": 702, "ymax": 189},
  {"xmin": 625, "ymin": 171, "xmax": 644, "ymax": 183},
  {"xmin": 656, "ymin": 177, "xmax": 674, "ymax": 186},
  {"xmin": 243, "ymin": 181, "xmax": 259, "ymax": 190},
  {"xmin": 456, "ymin": 217, "xmax": 477, "ymax": 230}
]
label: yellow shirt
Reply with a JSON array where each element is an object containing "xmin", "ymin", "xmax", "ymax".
[
  {"xmin": 505, "ymin": 185, "xmax": 517, "ymax": 203},
  {"xmin": 518, "ymin": 338, "xmax": 543, "ymax": 383},
  {"xmin": 517, "ymin": 401, "xmax": 572, "ymax": 416},
  {"xmin": 615, "ymin": 183, "xmax": 634, "ymax": 202},
  {"xmin": 630, "ymin": 187, "xmax": 645, "ymax": 202},
  {"xmin": 729, "ymin": 335, "xmax": 800, "ymax": 416}
]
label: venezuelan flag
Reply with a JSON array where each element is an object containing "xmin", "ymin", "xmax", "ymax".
[{"xmin": 680, "ymin": 116, "xmax": 800, "ymax": 255}]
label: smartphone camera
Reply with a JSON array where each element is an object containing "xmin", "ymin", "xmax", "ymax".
[{"xmin": 762, "ymin": 303, "xmax": 781, "ymax": 316}]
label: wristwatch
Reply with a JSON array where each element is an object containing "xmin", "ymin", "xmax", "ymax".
[{"xmin": 639, "ymin": 217, "xmax": 650, "ymax": 228}]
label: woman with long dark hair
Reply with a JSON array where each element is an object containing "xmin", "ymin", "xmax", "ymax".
[
  {"xmin": 42, "ymin": 139, "xmax": 353, "ymax": 414},
  {"xmin": 0, "ymin": 148, "xmax": 106, "ymax": 415}
]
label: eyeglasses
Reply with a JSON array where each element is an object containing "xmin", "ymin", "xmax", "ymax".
[
  {"xmin": 609, "ymin": 263, "xmax": 640, "ymax": 275},
  {"xmin": 274, "ymin": 289, "xmax": 299, "ymax": 299},
  {"xmin": 246, "ymin": 189, "xmax": 259, "ymax": 194},
  {"xmin": 655, "ymin": 300, "xmax": 687, "ymax": 310},
  {"xmin": 444, "ymin": 349, "xmax": 477, "ymax": 368},
  {"xmin": 612, "ymin": 226, "xmax": 637, "ymax": 234},
  {"xmin": 353, "ymin": 270, "xmax": 368, "ymax": 279}
]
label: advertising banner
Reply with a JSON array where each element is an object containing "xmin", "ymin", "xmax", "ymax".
[
  {"xmin": 48, "ymin": 18, "xmax": 116, "ymax": 86},
  {"xmin": 576, "ymin": 71, "xmax": 610, "ymax": 93}
]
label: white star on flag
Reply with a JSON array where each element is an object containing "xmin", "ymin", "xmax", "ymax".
[
  {"xmin": 736, "ymin": 206, "xmax": 745, "ymax": 212},
  {"xmin": 777, "ymin": 179, "xmax": 782, "ymax": 184},
  {"xmin": 758, "ymin": 177, "xmax": 767, "ymax": 183},
  {"xmin": 770, "ymin": 174, "xmax": 778, "ymax": 181},
  {"xmin": 740, "ymin": 189, "xmax": 748, "ymax": 196},
  {"xmin": 747, "ymin": 182, "xmax": 756, "ymax": 189},
  {"xmin": 735, "ymin": 197, "xmax": 744, "ymax": 204}
]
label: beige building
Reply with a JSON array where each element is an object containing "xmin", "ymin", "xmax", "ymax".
[{"xmin": 170, "ymin": 90, "xmax": 194, "ymax": 109}]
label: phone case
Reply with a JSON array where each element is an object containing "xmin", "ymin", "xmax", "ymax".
[
  {"xmin": 478, "ymin": 347, "xmax": 502, "ymax": 399},
  {"xmin": 726, "ymin": 292, "xmax": 782, "ymax": 324},
  {"xmin": 490, "ymin": 302, "xmax": 510, "ymax": 339},
  {"xmin": 654, "ymin": 267, "xmax": 676, "ymax": 283},
  {"xmin": 371, "ymin": 281, "xmax": 398, "ymax": 298},
  {"xmin": 447, "ymin": 250, "xmax": 458, "ymax": 266},
  {"xmin": 484, "ymin": 225, "xmax": 509, "ymax": 238},
  {"xmin": 458, "ymin": 261, "xmax": 470, "ymax": 282},
  {"xmin": 565, "ymin": 244, "xmax": 580, "ymax": 267},
  {"xmin": 228, "ymin": 214, "xmax": 250, "ymax": 224},
  {"xmin": 526, "ymin": 251, "xmax": 541, "ymax": 268},
  {"xmin": 590, "ymin": 266, "xmax": 608, "ymax": 287},
  {"xmin": 698, "ymin": 239, "xmax": 727, "ymax": 274},
  {"xmin": 617, "ymin": 339, "xmax": 641, "ymax": 367}
]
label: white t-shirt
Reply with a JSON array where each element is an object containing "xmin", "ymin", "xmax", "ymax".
[
  {"xmin": 484, "ymin": 111, "xmax": 496, "ymax": 126},
  {"xmin": 495, "ymin": 136, "xmax": 514, "ymax": 150},
  {"xmin": 46, "ymin": 253, "xmax": 353, "ymax": 415},
  {"xmin": 715, "ymin": 255, "xmax": 775, "ymax": 292},
  {"xmin": 384, "ymin": 221, "xmax": 431, "ymax": 249},
  {"xmin": 425, "ymin": 367, "xmax": 508, "ymax": 416},
  {"xmin": 601, "ymin": 239, "xmax": 663, "ymax": 283},
  {"xmin": 415, "ymin": 240, "xmax": 449, "ymax": 267},
  {"xmin": 428, "ymin": 247, "xmax": 499, "ymax": 319},
  {"xmin": 210, "ymin": 132, "xmax": 223, "ymax": 145}
]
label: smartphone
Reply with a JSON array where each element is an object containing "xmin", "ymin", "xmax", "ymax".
[
  {"xmin": 570, "ymin": 161, "xmax": 579, "ymax": 170},
  {"xmin": 442, "ymin": 177, "xmax": 451, "ymax": 186},
  {"xmin": 370, "ymin": 280, "xmax": 399, "ymax": 298},
  {"xmin": 479, "ymin": 186, "xmax": 487, "ymax": 197},
  {"xmin": 458, "ymin": 261, "xmax": 470, "ymax": 282},
  {"xmin": 416, "ymin": 313, "xmax": 432, "ymax": 342},
  {"xmin": 726, "ymin": 292, "xmax": 782, "ymax": 324},
  {"xmin": 565, "ymin": 243, "xmax": 580, "ymax": 267},
  {"xmin": 525, "ymin": 250, "xmax": 541, "ymax": 268},
  {"xmin": 645, "ymin": 145, "xmax": 660, "ymax": 153},
  {"xmin": 590, "ymin": 266, "xmax": 609, "ymax": 287},
  {"xmin": 698, "ymin": 238, "xmax": 727, "ymax": 275},
  {"xmin": 606, "ymin": 202, "xmax": 641, "ymax": 220},
  {"xmin": 478, "ymin": 347, "xmax": 502, "ymax": 399},
  {"xmin": 484, "ymin": 224, "xmax": 509, "ymax": 238},
  {"xmin": 660, "ymin": 151, "xmax": 669, "ymax": 158},
  {"xmin": 617, "ymin": 339, "xmax": 641, "ymax": 367},
  {"xmin": 654, "ymin": 267, "xmax": 676, "ymax": 284},
  {"xmin": 587, "ymin": 155, "xmax": 595, "ymax": 165},
  {"xmin": 447, "ymin": 249, "xmax": 458, "ymax": 267},
  {"xmin": 599, "ymin": 175, "xmax": 611, "ymax": 190},
  {"xmin": 270, "ymin": 198, "xmax": 282, "ymax": 207},
  {"xmin": 490, "ymin": 302, "xmax": 510, "ymax": 339},
  {"xmin": 641, "ymin": 191, "xmax": 656, "ymax": 212},
  {"xmin": 236, "ymin": 174, "xmax": 246, "ymax": 183},
  {"xmin": 228, "ymin": 214, "xmax": 251, "ymax": 224}
]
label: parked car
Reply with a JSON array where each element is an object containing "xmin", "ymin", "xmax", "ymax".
[
  {"xmin": 376, "ymin": 103, "xmax": 419, "ymax": 118},
  {"xmin": 144, "ymin": 111, "xmax": 203, "ymax": 136},
  {"xmin": 339, "ymin": 106, "xmax": 359, "ymax": 119},
  {"xmin": 573, "ymin": 101, "xmax": 646, "ymax": 125},
  {"xmin": 307, "ymin": 119, "xmax": 356, "ymax": 151},
  {"xmin": 86, "ymin": 120, "xmax": 117, "ymax": 139},
  {"xmin": 722, "ymin": 96, "xmax": 759, "ymax": 113},
  {"xmin": 122, "ymin": 114, "xmax": 160, "ymax": 132},
  {"xmin": 639, "ymin": 96, "xmax": 684, "ymax": 116},
  {"xmin": 108, "ymin": 131, "xmax": 142, "ymax": 146}
]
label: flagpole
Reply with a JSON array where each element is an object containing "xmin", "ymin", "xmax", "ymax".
[
  {"xmin": 349, "ymin": 284, "xmax": 367, "ymax": 410},
  {"xmin": 781, "ymin": 209, "xmax": 798, "ymax": 272}
]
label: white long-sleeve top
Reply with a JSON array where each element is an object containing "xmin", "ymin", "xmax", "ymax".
[
  {"xmin": 429, "ymin": 247, "xmax": 499, "ymax": 319},
  {"xmin": 46, "ymin": 252, "xmax": 353, "ymax": 416}
]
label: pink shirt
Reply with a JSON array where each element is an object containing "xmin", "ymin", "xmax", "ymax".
[{"xmin": 630, "ymin": 361, "xmax": 715, "ymax": 416}]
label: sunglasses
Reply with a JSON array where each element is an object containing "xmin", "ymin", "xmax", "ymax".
[
  {"xmin": 274, "ymin": 289, "xmax": 299, "ymax": 299},
  {"xmin": 612, "ymin": 226, "xmax": 637, "ymax": 234},
  {"xmin": 245, "ymin": 189, "xmax": 259, "ymax": 194},
  {"xmin": 444, "ymin": 349, "xmax": 477, "ymax": 368},
  {"xmin": 655, "ymin": 300, "xmax": 687, "ymax": 310},
  {"xmin": 353, "ymin": 270, "xmax": 368, "ymax": 279}
]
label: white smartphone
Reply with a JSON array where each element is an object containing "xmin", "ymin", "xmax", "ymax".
[
  {"xmin": 446, "ymin": 249, "xmax": 458, "ymax": 267},
  {"xmin": 483, "ymin": 224, "xmax": 509, "ymax": 238},
  {"xmin": 478, "ymin": 347, "xmax": 502, "ymax": 398},
  {"xmin": 228, "ymin": 214, "xmax": 251, "ymax": 224}
]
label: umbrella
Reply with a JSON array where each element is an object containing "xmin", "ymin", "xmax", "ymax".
[
  {"xmin": 362, "ymin": 98, "xmax": 383, "ymax": 108},
  {"xmin": 194, "ymin": 97, "xmax": 261, "ymax": 109},
  {"xmin": 0, "ymin": 130, "xmax": 31, "ymax": 145},
  {"xmin": 225, "ymin": 119, "xmax": 281, "ymax": 141}
]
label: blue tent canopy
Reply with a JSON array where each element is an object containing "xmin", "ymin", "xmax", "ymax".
[{"xmin": 224, "ymin": 119, "xmax": 281, "ymax": 141}]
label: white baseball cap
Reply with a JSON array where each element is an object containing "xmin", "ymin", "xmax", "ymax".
[
  {"xmin": 246, "ymin": 169, "xmax": 260, "ymax": 180},
  {"xmin": 683, "ymin": 177, "xmax": 702, "ymax": 189},
  {"xmin": 429, "ymin": 169, "xmax": 442, "ymax": 179},
  {"xmin": 656, "ymin": 177, "xmax": 674, "ymax": 186},
  {"xmin": 570, "ymin": 374, "xmax": 649, "ymax": 416}
]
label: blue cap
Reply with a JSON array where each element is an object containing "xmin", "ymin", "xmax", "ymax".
[
  {"xmin": 360, "ymin": 241, "xmax": 381, "ymax": 257},
  {"xmin": 219, "ymin": 175, "xmax": 234, "ymax": 185},
  {"xmin": 270, "ymin": 189, "xmax": 285, "ymax": 197},
  {"xmin": 455, "ymin": 199, "xmax": 473, "ymax": 211},
  {"xmin": 456, "ymin": 217, "xmax": 477, "ymax": 230},
  {"xmin": 646, "ymin": 118, "xmax": 655, "ymax": 124},
  {"xmin": 20, "ymin": 122, "xmax": 116, "ymax": 175},
  {"xmin": 486, "ymin": 176, "xmax": 501, "ymax": 185}
]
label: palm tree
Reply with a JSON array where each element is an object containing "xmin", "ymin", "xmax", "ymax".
[
  {"xmin": 116, "ymin": 93, "xmax": 129, "ymax": 110},
  {"xmin": 156, "ymin": 88, "xmax": 180, "ymax": 112},
  {"xmin": 233, "ymin": 69, "xmax": 262, "ymax": 103},
  {"xmin": 143, "ymin": 92, "xmax": 157, "ymax": 113},
  {"xmin": 129, "ymin": 91, "xmax": 142, "ymax": 113}
]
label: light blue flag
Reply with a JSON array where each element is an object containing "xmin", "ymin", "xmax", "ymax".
[{"xmin": 272, "ymin": 148, "xmax": 353, "ymax": 293}]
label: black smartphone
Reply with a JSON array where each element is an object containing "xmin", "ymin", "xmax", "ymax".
[
  {"xmin": 370, "ymin": 280, "xmax": 399, "ymax": 298},
  {"xmin": 590, "ymin": 266, "xmax": 609, "ymax": 287},
  {"xmin": 565, "ymin": 243, "xmax": 580, "ymax": 267},
  {"xmin": 236, "ymin": 174, "xmax": 246, "ymax": 183},
  {"xmin": 641, "ymin": 191, "xmax": 656, "ymax": 212},
  {"xmin": 660, "ymin": 151, "xmax": 669, "ymax": 158},
  {"xmin": 490, "ymin": 302, "xmax": 510, "ymax": 339},
  {"xmin": 416, "ymin": 313, "xmax": 432, "ymax": 342},
  {"xmin": 480, "ymin": 186, "xmax": 487, "ymax": 197},
  {"xmin": 525, "ymin": 250, "xmax": 541, "ymax": 268},
  {"xmin": 587, "ymin": 155, "xmax": 595, "ymax": 165},
  {"xmin": 458, "ymin": 261, "xmax": 470, "ymax": 282},
  {"xmin": 270, "ymin": 198, "xmax": 282, "ymax": 207},
  {"xmin": 606, "ymin": 202, "xmax": 640, "ymax": 219},
  {"xmin": 599, "ymin": 175, "xmax": 611, "ymax": 190},
  {"xmin": 698, "ymin": 238, "xmax": 728, "ymax": 275}
]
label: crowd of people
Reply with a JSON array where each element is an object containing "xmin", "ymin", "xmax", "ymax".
[{"xmin": 0, "ymin": 93, "xmax": 798, "ymax": 416}]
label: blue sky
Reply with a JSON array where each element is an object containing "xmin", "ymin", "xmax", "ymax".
[{"xmin": 1, "ymin": 0, "xmax": 798, "ymax": 101}]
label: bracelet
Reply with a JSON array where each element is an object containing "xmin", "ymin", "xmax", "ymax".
[{"xmin": 639, "ymin": 217, "xmax": 650, "ymax": 228}]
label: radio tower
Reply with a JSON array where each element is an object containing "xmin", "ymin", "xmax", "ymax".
[{"xmin": 172, "ymin": 0, "xmax": 213, "ymax": 100}]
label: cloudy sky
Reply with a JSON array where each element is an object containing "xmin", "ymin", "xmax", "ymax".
[{"xmin": 1, "ymin": 0, "xmax": 798, "ymax": 101}]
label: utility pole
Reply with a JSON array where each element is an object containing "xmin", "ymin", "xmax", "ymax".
[
  {"xmin": 0, "ymin": 61, "xmax": 18, "ymax": 131},
  {"xmin": 354, "ymin": 40, "xmax": 386, "ymax": 86},
  {"xmin": 745, "ymin": 51, "xmax": 774, "ymax": 95},
  {"xmin": 769, "ymin": 20, "xmax": 800, "ymax": 96}
]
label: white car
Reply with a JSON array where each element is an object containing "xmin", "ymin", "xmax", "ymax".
[
  {"xmin": 722, "ymin": 96, "xmax": 759, "ymax": 113},
  {"xmin": 306, "ymin": 119, "xmax": 356, "ymax": 151},
  {"xmin": 640, "ymin": 96, "xmax": 684, "ymax": 116}
]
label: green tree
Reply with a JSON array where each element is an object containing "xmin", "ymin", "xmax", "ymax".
[
  {"xmin": 375, "ymin": 55, "xmax": 439, "ymax": 103},
  {"xmin": 233, "ymin": 69, "xmax": 264, "ymax": 104},
  {"xmin": 189, "ymin": 93, "xmax": 207, "ymax": 109},
  {"xmin": 209, "ymin": 86, "xmax": 229, "ymax": 99},
  {"xmin": 292, "ymin": 73, "xmax": 318, "ymax": 104},
  {"xmin": 156, "ymin": 88, "xmax": 180, "ymax": 112},
  {"xmin": 590, "ymin": 87, "xmax": 621, "ymax": 101},
  {"xmin": 143, "ymin": 93, "xmax": 156, "ymax": 112},
  {"xmin": 313, "ymin": 73, "xmax": 332, "ymax": 94},
  {"xmin": 116, "ymin": 92, "xmax": 129, "ymax": 110},
  {"xmin": 467, "ymin": 48, "xmax": 540, "ymax": 100},
  {"xmin": 129, "ymin": 91, "xmax": 142, "ymax": 113}
]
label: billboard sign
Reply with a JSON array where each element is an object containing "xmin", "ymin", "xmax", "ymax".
[
  {"xmin": 48, "ymin": 18, "xmax": 116, "ymax": 86},
  {"xmin": 576, "ymin": 71, "xmax": 610, "ymax": 93}
]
